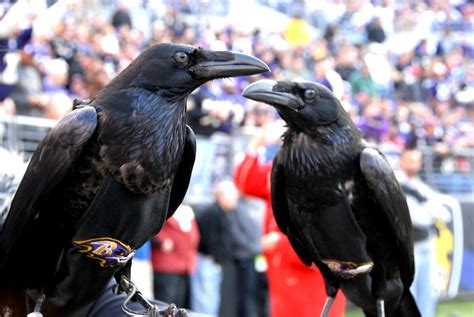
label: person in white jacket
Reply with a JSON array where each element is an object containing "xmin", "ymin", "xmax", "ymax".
[{"xmin": 396, "ymin": 147, "xmax": 451, "ymax": 317}]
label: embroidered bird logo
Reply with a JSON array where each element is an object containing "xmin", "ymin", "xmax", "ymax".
[{"xmin": 73, "ymin": 237, "xmax": 135, "ymax": 267}]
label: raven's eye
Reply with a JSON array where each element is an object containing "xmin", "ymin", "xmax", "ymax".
[
  {"xmin": 304, "ymin": 89, "xmax": 317, "ymax": 100},
  {"xmin": 174, "ymin": 52, "xmax": 189, "ymax": 66}
]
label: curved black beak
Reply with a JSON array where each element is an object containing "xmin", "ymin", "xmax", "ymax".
[
  {"xmin": 195, "ymin": 51, "xmax": 270, "ymax": 79},
  {"xmin": 242, "ymin": 80, "xmax": 304, "ymax": 111}
]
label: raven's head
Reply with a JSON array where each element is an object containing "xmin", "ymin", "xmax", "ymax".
[
  {"xmin": 116, "ymin": 43, "xmax": 269, "ymax": 100},
  {"xmin": 242, "ymin": 80, "xmax": 350, "ymax": 133}
]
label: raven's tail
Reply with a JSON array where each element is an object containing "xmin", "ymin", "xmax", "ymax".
[{"xmin": 394, "ymin": 291, "xmax": 421, "ymax": 317}]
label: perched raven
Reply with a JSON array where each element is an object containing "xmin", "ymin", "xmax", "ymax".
[
  {"xmin": 242, "ymin": 80, "xmax": 420, "ymax": 317},
  {"xmin": 0, "ymin": 44, "xmax": 268, "ymax": 316}
]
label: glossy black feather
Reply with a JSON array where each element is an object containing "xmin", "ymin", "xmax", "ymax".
[
  {"xmin": 271, "ymin": 161, "xmax": 313, "ymax": 266},
  {"xmin": 167, "ymin": 125, "xmax": 196, "ymax": 219},
  {"xmin": 0, "ymin": 44, "xmax": 268, "ymax": 315},
  {"xmin": 242, "ymin": 80, "xmax": 419, "ymax": 316},
  {"xmin": 359, "ymin": 147, "xmax": 415, "ymax": 285},
  {"xmin": 0, "ymin": 106, "xmax": 97, "ymax": 257}
]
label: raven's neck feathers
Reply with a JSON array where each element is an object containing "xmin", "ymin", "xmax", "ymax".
[
  {"xmin": 92, "ymin": 89, "xmax": 187, "ymax": 191},
  {"xmin": 281, "ymin": 123, "xmax": 361, "ymax": 177},
  {"xmin": 283, "ymin": 119, "xmax": 360, "ymax": 144}
]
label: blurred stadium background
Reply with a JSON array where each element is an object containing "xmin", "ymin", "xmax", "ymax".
[{"xmin": 0, "ymin": 0, "xmax": 472, "ymax": 315}]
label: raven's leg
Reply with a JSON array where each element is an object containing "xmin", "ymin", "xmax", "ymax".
[
  {"xmin": 321, "ymin": 296, "xmax": 334, "ymax": 317},
  {"xmin": 320, "ymin": 272, "xmax": 339, "ymax": 317},
  {"xmin": 376, "ymin": 299, "xmax": 385, "ymax": 317},
  {"xmin": 371, "ymin": 264, "xmax": 387, "ymax": 317}
]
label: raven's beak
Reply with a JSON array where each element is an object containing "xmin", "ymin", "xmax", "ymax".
[
  {"xmin": 195, "ymin": 51, "xmax": 270, "ymax": 79},
  {"xmin": 242, "ymin": 80, "xmax": 304, "ymax": 111}
]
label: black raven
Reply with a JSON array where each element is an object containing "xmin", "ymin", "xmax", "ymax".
[
  {"xmin": 0, "ymin": 43, "xmax": 269, "ymax": 316},
  {"xmin": 242, "ymin": 80, "xmax": 420, "ymax": 317}
]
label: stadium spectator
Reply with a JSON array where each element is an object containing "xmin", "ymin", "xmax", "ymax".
[
  {"xmin": 349, "ymin": 62, "xmax": 379, "ymax": 106},
  {"xmin": 111, "ymin": 1, "xmax": 132, "ymax": 31},
  {"xmin": 26, "ymin": 58, "xmax": 72, "ymax": 119},
  {"xmin": 151, "ymin": 205, "xmax": 199, "ymax": 308},
  {"xmin": 396, "ymin": 147, "xmax": 452, "ymax": 317},
  {"xmin": 228, "ymin": 196, "xmax": 263, "ymax": 317},
  {"xmin": 365, "ymin": 16, "xmax": 386, "ymax": 43},
  {"xmin": 191, "ymin": 180, "xmax": 239, "ymax": 316}
]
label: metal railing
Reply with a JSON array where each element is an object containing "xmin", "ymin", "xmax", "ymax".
[
  {"xmin": 0, "ymin": 115, "xmax": 56, "ymax": 158},
  {"xmin": 1, "ymin": 115, "xmax": 473, "ymax": 201}
]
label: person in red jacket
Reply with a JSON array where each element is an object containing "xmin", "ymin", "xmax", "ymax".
[
  {"xmin": 234, "ymin": 122, "xmax": 346, "ymax": 317},
  {"xmin": 151, "ymin": 204, "xmax": 200, "ymax": 308}
]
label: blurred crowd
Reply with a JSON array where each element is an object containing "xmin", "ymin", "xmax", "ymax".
[
  {"xmin": 0, "ymin": 0, "xmax": 472, "ymax": 152},
  {"xmin": 0, "ymin": 0, "xmax": 473, "ymax": 316}
]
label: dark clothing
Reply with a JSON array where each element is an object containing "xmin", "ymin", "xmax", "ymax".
[
  {"xmin": 195, "ymin": 204, "xmax": 234, "ymax": 265},
  {"xmin": 227, "ymin": 198, "xmax": 262, "ymax": 317},
  {"xmin": 234, "ymin": 258, "xmax": 258, "ymax": 317},
  {"xmin": 256, "ymin": 272, "xmax": 270, "ymax": 317},
  {"xmin": 335, "ymin": 65, "xmax": 356, "ymax": 81},
  {"xmin": 196, "ymin": 200, "xmax": 264, "ymax": 317},
  {"xmin": 219, "ymin": 261, "xmax": 238, "ymax": 317},
  {"xmin": 153, "ymin": 272, "xmax": 190, "ymax": 309},
  {"xmin": 195, "ymin": 203, "xmax": 238, "ymax": 316},
  {"xmin": 365, "ymin": 21, "xmax": 386, "ymax": 43},
  {"xmin": 111, "ymin": 9, "xmax": 132, "ymax": 29}
]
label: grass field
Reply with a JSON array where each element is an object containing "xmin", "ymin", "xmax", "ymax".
[{"xmin": 346, "ymin": 299, "xmax": 474, "ymax": 317}]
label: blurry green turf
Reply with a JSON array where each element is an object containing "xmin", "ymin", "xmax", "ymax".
[{"xmin": 345, "ymin": 299, "xmax": 474, "ymax": 317}]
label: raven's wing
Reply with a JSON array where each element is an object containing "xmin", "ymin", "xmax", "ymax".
[
  {"xmin": 0, "ymin": 106, "xmax": 97, "ymax": 261},
  {"xmin": 359, "ymin": 147, "xmax": 415, "ymax": 285},
  {"xmin": 271, "ymin": 154, "xmax": 313, "ymax": 266},
  {"xmin": 167, "ymin": 125, "xmax": 196, "ymax": 218}
]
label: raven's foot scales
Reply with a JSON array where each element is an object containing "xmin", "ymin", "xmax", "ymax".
[{"xmin": 115, "ymin": 275, "xmax": 188, "ymax": 317}]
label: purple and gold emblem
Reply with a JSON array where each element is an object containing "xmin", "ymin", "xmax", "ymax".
[
  {"xmin": 73, "ymin": 237, "xmax": 136, "ymax": 268},
  {"xmin": 321, "ymin": 259, "xmax": 374, "ymax": 279}
]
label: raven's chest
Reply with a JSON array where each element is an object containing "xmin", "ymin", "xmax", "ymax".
[{"xmin": 97, "ymin": 111, "xmax": 187, "ymax": 194}]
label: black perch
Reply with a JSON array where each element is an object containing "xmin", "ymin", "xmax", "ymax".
[
  {"xmin": 0, "ymin": 43, "xmax": 269, "ymax": 316},
  {"xmin": 242, "ymin": 80, "xmax": 420, "ymax": 317}
]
